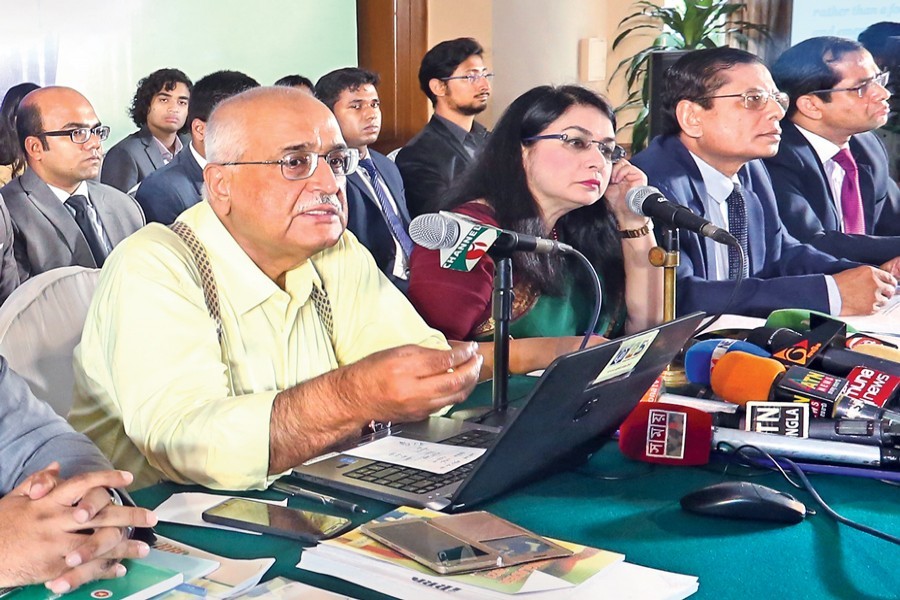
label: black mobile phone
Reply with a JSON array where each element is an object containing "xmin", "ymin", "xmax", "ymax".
[{"xmin": 201, "ymin": 498, "xmax": 352, "ymax": 542}]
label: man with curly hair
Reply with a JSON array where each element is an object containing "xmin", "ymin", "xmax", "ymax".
[{"xmin": 101, "ymin": 68, "xmax": 192, "ymax": 194}]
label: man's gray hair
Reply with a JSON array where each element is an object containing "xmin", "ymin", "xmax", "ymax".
[{"xmin": 205, "ymin": 86, "xmax": 303, "ymax": 165}]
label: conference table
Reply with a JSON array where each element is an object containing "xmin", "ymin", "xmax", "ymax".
[{"xmin": 133, "ymin": 377, "xmax": 900, "ymax": 600}]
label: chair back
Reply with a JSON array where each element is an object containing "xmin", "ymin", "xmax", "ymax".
[{"xmin": 0, "ymin": 266, "xmax": 100, "ymax": 416}]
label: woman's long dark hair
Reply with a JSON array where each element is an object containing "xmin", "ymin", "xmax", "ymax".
[
  {"xmin": 0, "ymin": 82, "xmax": 40, "ymax": 173},
  {"xmin": 444, "ymin": 85, "xmax": 625, "ymax": 309}
]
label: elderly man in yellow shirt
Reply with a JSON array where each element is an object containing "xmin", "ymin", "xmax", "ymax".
[{"xmin": 70, "ymin": 86, "xmax": 482, "ymax": 491}]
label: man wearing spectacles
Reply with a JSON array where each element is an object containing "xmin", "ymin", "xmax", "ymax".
[
  {"xmin": 70, "ymin": 87, "xmax": 481, "ymax": 490},
  {"xmin": 631, "ymin": 47, "xmax": 896, "ymax": 318},
  {"xmin": 101, "ymin": 68, "xmax": 193, "ymax": 195},
  {"xmin": 396, "ymin": 37, "xmax": 492, "ymax": 218},
  {"xmin": 315, "ymin": 67, "xmax": 414, "ymax": 293},
  {"xmin": 0, "ymin": 87, "xmax": 144, "ymax": 281},
  {"xmin": 136, "ymin": 70, "xmax": 259, "ymax": 225},
  {"xmin": 765, "ymin": 37, "xmax": 900, "ymax": 274}
]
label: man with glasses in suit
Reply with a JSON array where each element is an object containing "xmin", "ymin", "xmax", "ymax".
[
  {"xmin": 0, "ymin": 87, "xmax": 144, "ymax": 281},
  {"xmin": 396, "ymin": 37, "xmax": 492, "ymax": 218},
  {"xmin": 765, "ymin": 36, "xmax": 900, "ymax": 272},
  {"xmin": 631, "ymin": 47, "xmax": 895, "ymax": 318}
]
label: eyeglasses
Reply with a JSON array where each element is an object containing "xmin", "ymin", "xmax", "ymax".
[
  {"xmin": 696, "ymin": 90, "xmax": 789, "ymax": 112},
  {"xmin": 440, "ymin": 72, "xmax": 494, "ymax": 85},
  {"xmin": 522, "ymin": 133, "xmax": 627, "ymax": 164},
  {"xmin": 39, "ymin": 125, "xmax": 110, "ymax": 144},
  {"xmin": 219, "ymin": 148, "xmax": 360, "ymax": 180},
  {"xmin": 807, "ymin": 71, "xmax": 890, "ymax": 99}
]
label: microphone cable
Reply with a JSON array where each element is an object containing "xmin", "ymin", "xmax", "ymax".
[
  {"xmin": 569, "ymin": 247, "xmax": 602, "ymax": 350},
  {"xmin": 720, "ymin": 442, "xmax": 900, "ymax": 547}
]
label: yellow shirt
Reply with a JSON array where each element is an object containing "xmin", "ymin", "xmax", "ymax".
[{"xmin": 70, "ymin": 201, "xmax": 447, "ymax": 490}]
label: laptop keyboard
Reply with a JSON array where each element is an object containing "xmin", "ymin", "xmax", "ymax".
[{"xmin": 342, "ymin": 429, "xmax": 498, "ymax": 494}]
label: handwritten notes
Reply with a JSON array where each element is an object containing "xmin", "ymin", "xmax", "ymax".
[{"xmin": 343, "ymin": 437, "xmax": 485, "ymax": 474}]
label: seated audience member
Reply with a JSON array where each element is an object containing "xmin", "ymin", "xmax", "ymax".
[
  {"xmin": 630, "ymin": 48, "xmax": 895, "ymax": 318},
  {"xmin": 858, "ymin": 21, "xmax": 900, "ymax": 180},
  {"xmin": 316, "ymin": 67, "xmax": 414, "ymax": 292},
  {"xmin": 0, "ymin": 194, "xmax": 18, "ymax": 303},
  {"xmin": 409, "ymin": 85, "xmax": 663, "ymax": 374},
  {"xmin": 274, "ymin": 74, "xmax": 314, "ymax": 93},
  {"xmin": 765, "ymin": 37, "xmax": 900, "ymax": 269},
  {"xmin": 396, "ymin": 37, "xmax": 491, "ymax": 217},
  {"xmin": 1, "ymin": 87, "xmax": 145, "ymax": 280},
  {"xmin": 0, "ymin": 82, "xmax": 40, "ymax": 186},
  {"xmin": 101, "ymin": 69, "xmax": 193, "ymax": 194},
  {"xmin": 0, "ymin": 356, "xmax": 156, "ymax": 593},
  {"xmin": 136, "ymin": 71, "xmax": 259, "ymax": 224},
  {"xmin": 70, "ymin": 86, "xmax": 481, "ymax": 491}
]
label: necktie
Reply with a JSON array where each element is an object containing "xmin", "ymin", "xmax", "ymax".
[
  {"xmin": 726, "ymin": 185, "xmax": 750, "ymax": 280},
  {"xmin": 66, "ymin": 194, "xmax": 108, "ymax": 267},
  {"xmin": 357, "ymin": 158, "xmax": 415, "ymax": 257},
  {"xmin": 832, "ymin": 148, "xmax": 865, "ymax": 235},
  {"xmin": 463, "ymin": 131, "xmax": 480, "ymax": 158}
]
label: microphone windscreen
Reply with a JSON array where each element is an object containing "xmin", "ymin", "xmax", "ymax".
[
  {"xmin": 852, "ymin": 344, "xmax": 900, "ymax": 364},
  {"xmin": 408, "ymin": 213, "xmax": 459, "ymax": 249},
  {"xmin": 625, "ymin": 186, "xmax": 663, "ymax": 217},
  {"xmin": 619, "ymin": 402, "xmax": 713, "ymax": 466},
  {"xmin": 765, "ymin": 309, "xmax": 859, "ymax": 334},
  {"xmin": 710, "ymin": 351, "xmax": 786, "ymax": 407},
  {"xmin": 684, "ymin": 339, "xmax": 770, "ymax": 386}
]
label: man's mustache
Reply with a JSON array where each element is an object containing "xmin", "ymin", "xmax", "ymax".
[{"xmin": 295, "ymin": 194, "xmax": 344, "ymax": 215}]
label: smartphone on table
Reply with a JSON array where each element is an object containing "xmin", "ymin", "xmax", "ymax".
[{"xmin": 201, "ymin": 497, "xmax": 352, "ymax": 542}]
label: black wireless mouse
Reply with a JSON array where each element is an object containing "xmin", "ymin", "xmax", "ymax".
[{"xmin": 680, "ymin": 481, "xmax": 807, "ymax": 524}]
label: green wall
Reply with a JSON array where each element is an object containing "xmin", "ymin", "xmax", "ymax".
[{"xmin": 1, "ymin": 0, "xmax": 358, "ymax": 145}]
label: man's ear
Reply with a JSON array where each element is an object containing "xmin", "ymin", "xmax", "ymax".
[
  {"xmin": 676, "ymin": 99, "xmax": 704, "ymax": 139},
  {"xmin": 192, "ymin": 118, "xmax": 206, "ymax": 141},
  {"xmin": 794, "ymin": 95, "xmax": 824, "ymax": 121},
  {"xmin": 204, "ymin": 164, "xmax": 232, "ymax": 216},
  {"xmin": 24, "ymin": 135, "xmax": 45, "ymax": 161},
  {"xmin": 428, "ymin": 78, "xmax": 447, "ymax": 99}
]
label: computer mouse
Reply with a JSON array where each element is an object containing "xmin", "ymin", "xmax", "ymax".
[{"xmin": 679, "ymin": 480, "xmax": 807, "ymax": 524}]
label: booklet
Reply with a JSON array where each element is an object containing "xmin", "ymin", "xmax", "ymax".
[{"xmin": 5, "ymin": 560, "xmax": 182, "ymax": 600}]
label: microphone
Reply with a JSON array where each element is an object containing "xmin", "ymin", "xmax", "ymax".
[
  {"xmin": 408, "ymin": 212, "xmax": 573, "ymax": 255},
  {"xmin": 741, "ymin": 401, "xmax": 900, "ymax": 446},
  {"xmin": 746, "ymin": 326, "xmax": 900, "ymax": 378},
  {"xmin": 626, "ymin": 186, "xmax": 736, "ymax": 245},
  {"xmin": 684, "ymin": 338, "xmax": 770, "ymax": 386},
  {"xmin": 710, "ymin": 352, "xmax": 900, "ymax": 419},
  {"xmin": 618, "ymin": 402, "xmax": 900, "ymax": 468}
]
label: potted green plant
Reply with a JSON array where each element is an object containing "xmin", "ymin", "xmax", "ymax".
[{"xmin": 612, "ymin": 0, "xmax": 769, "ymax": 152}]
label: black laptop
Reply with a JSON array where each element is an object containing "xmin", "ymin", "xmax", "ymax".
[{"xmin": 292, "ymin": 313, "xmax": 704, "ymax": 511}]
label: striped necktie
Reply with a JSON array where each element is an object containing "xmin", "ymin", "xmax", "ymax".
[{"xmin": 357, "ymin": 158, "xmax": 415, "ymax": 257}]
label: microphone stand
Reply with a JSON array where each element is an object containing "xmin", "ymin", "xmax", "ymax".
[
  {"xmin": 649, "ymin": 226, "xmax": 687, "ymax": 387},
  {"xmin": 455, "ymin": 251, "xmax": 516, "ymax": 427}
]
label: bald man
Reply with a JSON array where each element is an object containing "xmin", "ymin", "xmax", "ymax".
[
  {"xmin": 70, "ymin": 86, "xmax": 481, "ymax": 491},
  {"xmin": 0, "ymin": 87, "xmax": 144, "ymax": 281}
]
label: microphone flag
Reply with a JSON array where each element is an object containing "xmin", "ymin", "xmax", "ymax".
[{"xmin": 437, "ymin": 211, "xmax": 501, "ymax": 272}]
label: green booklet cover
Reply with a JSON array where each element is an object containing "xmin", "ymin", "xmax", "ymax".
[{"xmin": 6, "ymin": 560, "xmax": 183, "ymax": 600}]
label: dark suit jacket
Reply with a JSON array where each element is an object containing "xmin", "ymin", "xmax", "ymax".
[
  {"xmin": 0, "ymin": 194, "xmax": 20, "ymax": 304},
  {"xmin": 763, "ymin": 121, "xmax": 900, "ymax": 264},
  {"xmin": 101, "ymin": 126, "xmax": 184, "ymax": 193},
  {"xmin": 345, "ymin": 150, "xmax": 411, "ymax": 293},
  {"xmin": 1, "ymin": 169, "xmax": 145, "ymax": 280},
  {"xmin": 395, "ymin": 116, "xmax": 487, "ymax": 218},
  {"xmin": 631, "ymin": 135, "xmax": 858, "ymax": 317},
  {"xmin": 135, "ymin": 145, "xmax": 204, "ymax": 225}
]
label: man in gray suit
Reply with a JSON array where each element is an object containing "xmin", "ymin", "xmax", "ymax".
[
  {"xmin": 0, "ymin": 87, "xmax": 145, "ymax": 280},
  {"xmin": 0, "ymin": 356, "xmax": 156, "ymax": 593},
  {"xmin": 101, "ymin": 68, "xmax": 192, "ymax": 194}
]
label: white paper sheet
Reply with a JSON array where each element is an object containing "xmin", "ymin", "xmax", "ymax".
[{"xmin": 343, "ymin": 436, "xmax": 486, "ymax": 474}]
